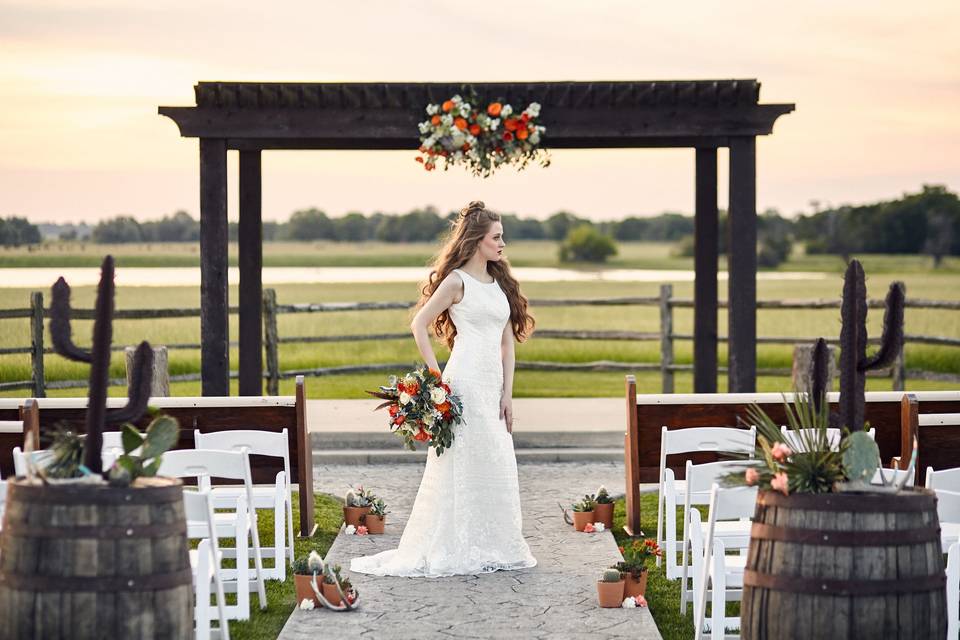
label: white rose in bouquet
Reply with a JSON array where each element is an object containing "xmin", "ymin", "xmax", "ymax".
[
  {"xmin": 399, "ymin": 391, "xmax": 411, "ymax": 405},
  {"xmin": 430, "ymin": 387, "xmax": 447, "ymax": 403}
]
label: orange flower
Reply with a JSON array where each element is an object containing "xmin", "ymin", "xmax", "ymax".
[
  {"xmin": 393, "ymin": 415, "xmax": 405, "ymax": 426},
  {"xmin": 504, "ymin": 118, "xmax": 518, "ymax": 132},
  {"xmin": 469, "ymin": 124, "xmax": 481, "ymax": 136},
  {"xmin": 407, "ymin": 380, "xmax": 420, "ymax": 394},
  {"xmin": 436, "ymin": 401, "xmax": 451, "ymax": 413},
  {"xmin": 502, "ymin": 132, "xmax": 513, "ymax": 142},
  {"xmin": 431, "ymin": 114, "xmax": 441, "ymax": 126},
  {"xmin": 520, "ymin": 113, "xmax": 530, "ymax": 123},
  {"xmin": 397, "ymin": 381, "xmax": 406, "ymax": 393},
  {"xmin": 415, "ymin": 156, "xmax": 424, "ymax": 164},
  {"xmin": 428, "ymin": 367, "xmax": 441, "ymax": 378},
  {"xmin": 441, "ymin": 383, "xmax": 450, "ymax": 393},
  {"xmin": 388, "ymin": 404, "xmax": 399, "ymax": 416},
  {"xmin": 487, "ymin": 102, "xmax": 502, "ymax": 116},
  {"xmin": 442, "ymin": 100, "xmax": 454, "ymax": 112},
  {"xmin": 516, "ymin": 128, "xmax": 529, "ymax": 140},
  {"xmin": 454, "ymin": 117, "xmax": 467, "ymax": 130},
  {"xmin": 413, "ymin": 427, "xmax": 430, "ymax": 442}
]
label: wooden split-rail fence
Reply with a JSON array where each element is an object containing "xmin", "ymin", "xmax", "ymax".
[{"xmin": 1, "ymin": 285, "xmax": 958, "ymax": 397}]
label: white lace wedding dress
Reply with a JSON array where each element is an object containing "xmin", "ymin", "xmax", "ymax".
[{"xmin": 350, "ymin": 267, "xmax": 538, "ymax": 577}]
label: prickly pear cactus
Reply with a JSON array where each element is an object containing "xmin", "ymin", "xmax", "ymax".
[
  {"xmin": 344, "ymin": 490, "xmax": 356, "ymax": 507},
  {"xmin": 842, "ymin": 431, "xmax": 881, "ymax": 484}
]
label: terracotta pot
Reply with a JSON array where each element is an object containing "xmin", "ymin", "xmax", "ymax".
[
  {"xmin": 364, "ymin": 513, "xmax": 385, "ymax": 534},
  {"xmin": 294, "ymin": 574, "xmax": 320, "ymax": 606},
  {"xmin": 594, "ymin": 502, "xmax": 614, "ymax": 529},
  {"xmin": 572, "ymin": 510, "xmax": 594, "ymax": 532},
  {"xmin": 343, "ymin": 505, "xmax": 371, "ymax": 527},
  {"xmin": 322, "ymin": 581, "xmax": 343, "ymax": 606},
  {"xmin": 623, "ymin": 569, "xmax": 648, "ymax": 598},
  {"xmin": 596, "ymin": 579, "xmax": 625, "ymax": 608}
]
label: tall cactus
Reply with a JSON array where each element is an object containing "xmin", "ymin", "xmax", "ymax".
[
  {"xmin": 837, "ymin": 259, "xmax": 905, "ymax": 432},
  {"xmin": 49, "ymin": 256, "xmax": 154, "ymax": 474}
]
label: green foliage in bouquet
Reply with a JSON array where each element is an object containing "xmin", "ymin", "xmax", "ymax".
[{"xmin": 107, "ymin": 414, "xmax": 180, "ymax": 486}]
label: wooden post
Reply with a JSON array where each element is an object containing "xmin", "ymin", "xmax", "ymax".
[
  {"xmin": 791, "ymin": 343, "xmax": 838, "ymax": 392},
  {"xmin": 727, "ymin": 136, "xmax": 758, "ymax": 392},
  {"xmin": 295, "ymin": 375, "xmax": 317, "ymax": 537},
  {"xmin": 659, "ymin": 284, "xmax": 674, "ymax": 393},
  {"xmin": 694, "ymin": 147, "xmax": 718, "ymax": 393},
  {"xmin": 19, "ymin": 398, "xmax": 39, "ymax": 452},
  {"xmin": 900, "ymin": 393, "xmax": 919, "ymax": 484},
  {"xmin": 263, "ymin": 288, "xmax": 280, "ymax": 396},
  {"xmin": 29, "ymin": 291, "xmax": 45, "ymax": 398},
  {"xmin": 623, "ymin": 375, "xmax": 642, "ymax": 536},
  {"xmin": 199, "ymin": 138, "xmax": 229, "ymax": 396},
  {"xmin": 239, "ymin": 149, "xmax": 264, "ymax": 396},
  {"xmin": 125, "ymin": 346, "xmax": 169, "ymax": 397},
  {"xmin": 892, "ymin": 341, "xmax": 906, "ymax": 392}
]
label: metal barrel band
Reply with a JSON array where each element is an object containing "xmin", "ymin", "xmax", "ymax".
[
  {"xmin": 0, "ymin": 568, "xmax": 193, "ymax": 592},
  {"xmin": 743, "ymin": 569, "xmax": 946, "ymax": 597},
  {"xmin": 750, "ymin": 522, "xmax": 941, "ymax": 546},
  {"xmin": 7, "ymin": 479, "xmax": 184, "ymax": 506},
  {"xmin": 757, "ymin": 489, "xmax": 937, "ymax": 512},
  {"xmin": 1, "ymin": 521, "xmax": 187, "ymax": 539}
]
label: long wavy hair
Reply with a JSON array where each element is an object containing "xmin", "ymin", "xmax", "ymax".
[{"xmin": 415, "ymin": 200, "xmax": 535, "ymax": 349}]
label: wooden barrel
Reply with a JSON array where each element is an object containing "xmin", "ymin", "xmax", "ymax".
[
  {"xmin": 0, "ymin": 477, "xmax": 193, "ymax": 640},
  {"xmin": 742, "ymin": 488, "xmax": 946, "ymax": 640}
]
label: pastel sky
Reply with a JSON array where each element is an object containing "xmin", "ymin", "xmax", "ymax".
[{"xmin": 1, "ymin": 0, "xmax": 958, "ymax": 224}]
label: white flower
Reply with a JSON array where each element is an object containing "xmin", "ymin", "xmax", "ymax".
[
  {"xmin": 418, "ymin": 122, "xmax": 431, "ymax": 135},
  {"xmin": 344, "ymin": 524, "xmax": 356, "ymax": 535},
  {"xmin": 399, "ymin": 391, "xmax": 411, "ymax": 405},
  {"xmin": 423, "ymin": 412, "xmax": 435, "ymax": 426},
  {"xmin": 430, "ymin": 387, "xmax": 447, "ymax": 403},
  {"xmin": 459, "ymin": 104, "xmax": 471, "ymax": 117},
  {"xmin": 426, "ymin": 104, "xmax": 439, "ymax": 115},
  {"xmin": 621, "ymin": 596, "xmax": 637, "ymax": 609},
  {"xmin": 593, "ymin": 522, "xmax": 606, "ymax": 532},
  {"xmin": 529, "ymin": 132, "xmax": 540, "ymax": 145},
  {"xmin": 451, "ymin": 94, "xmax": 462, "ymax": 104},
  {"xmin": 441, "ymin": 113, "xmax": 453, "ymax": 126},
  {"xmin": 489, "ymin": 118, "xmax": 500, "ymax": 131},
  {"xmin": 525, "ymin": 102, "xmax": 541, "ymax": 117},
  {"xmin": 307, "ymin": 550, "xmax": 324, "ymax": 573},
  {"xmin": 501, "ymin": 104, "xmax": 513, "ymax": 117},
  {"xmin": 299, "ymin": 598, "xmax": 316, "ymax": 610},
  {"xmin": 423, "ymin": 136, "xmax": 436, "ymax": 149}
]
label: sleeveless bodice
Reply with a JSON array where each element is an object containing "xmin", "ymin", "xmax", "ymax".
[{"xmin": 445, "ymin": 267, "xmax": 511, "ymax": 388}]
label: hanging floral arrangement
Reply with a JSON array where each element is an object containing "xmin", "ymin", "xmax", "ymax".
[{"xmin": 416, "ymin": 94, "xmax": 549, "ymax": 177}]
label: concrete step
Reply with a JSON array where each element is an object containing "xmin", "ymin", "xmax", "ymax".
[
  {"xmin": 312, "ymin": 447, "xmax": 623, "ymax": 465},
  {"xmin": 310, "ymin": 429, "xmax": 624, "ymax": 451}
]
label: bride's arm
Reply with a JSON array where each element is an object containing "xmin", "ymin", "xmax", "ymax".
[
  {"xmin": 500, "ymin": 323, "xmax": 515, "ymax": 432},
  {"xmin": 409, "ymin": 273, "xmax": 461, "ymax": 372}
]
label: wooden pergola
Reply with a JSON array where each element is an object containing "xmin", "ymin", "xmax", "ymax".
[{"xmin": 159, "ymin": 80, "xmax": 793, "ymax": 397}]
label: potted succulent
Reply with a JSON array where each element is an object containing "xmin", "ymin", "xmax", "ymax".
[
  {"xmin": 343, "ymin": 484, "xmax": 375, "ymax": 527},
  {"xmin": 362, "ymin": 497, "xmax": 389, "ymax": 534},
  {"xmin": 571, "ymin": 494, "xmax": 596, "ymax": 532},
  {"xmin": 615, "ymin": 538, "xmax": 661, "ymax": 598},
  {"xmin": 322, "ymin": 564, "xmax": 357, "ymax": 607},
  {"xmin": 596, "ymin": 568, "xmax": 626, "ymax": 608},
  {"xmin": 594, "ymin": 486, "xmax": 614, "ymax": 529},
  {"xmin": 293, "ymin": 550, "xmax": 325, "ymax": 607}
]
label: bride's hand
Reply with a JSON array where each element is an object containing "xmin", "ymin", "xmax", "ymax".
[{"xmin": 499, "ymin": 395, "xmax": 513, "ymax": 434}]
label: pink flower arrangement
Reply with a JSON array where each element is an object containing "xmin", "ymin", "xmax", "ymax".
[
  {"xmin": 745, "ymin": 468, "xmax": 759, "ymax": 485},
  {"xmin": 356, "ymin": 525, "xmax": 369, "ymax": 536},
  {"xmin": 582, "ymin": 523, "xmax": 595, "ymax": 533}
]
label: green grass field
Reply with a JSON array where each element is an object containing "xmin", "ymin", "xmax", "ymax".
[{"xmin": 0, "ymin": 243, "xmax": 957, "ymax": 398}]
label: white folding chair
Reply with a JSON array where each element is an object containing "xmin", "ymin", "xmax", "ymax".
[
  {"xmin": 679, "ymin": 459, "xmax": 754, "ymax": 614},
  {"xmin": 947, "ymin": 541, "xmax": 959, "ymax": 640},
  {"xmin": 0, "ymin": 479, "xmax": 7, "ymax": 533},
  {"xmin": 927, "ymin": 466, "xmax": 960, "ymax": 493},
  {"xmin": 657, "ymin": 426, "xmax": 755, "ymax": 575},
  {"xmin": 872, "ymin": 467, "xmax": 915, "ymax": 487},
  {"xmin": 183, "ymin": 489, "xmax": 230, "ymax": 640},
  {"xmin": 779, "ymin": 427, "xmax": 875, "ymax": 453},
  {"xmin": 158, "ymin": 449, "xmax": 267, "ymax": 619},
  {"xmin": 195, "ymin": 428, "xmax": 294, "ymax": 578},
  {"xmin": 693, "ymin": 484, "xmax": 758, "ymax": 640},
  {"xmin": 935, "ymin": 489, "xmax": 960, "ymax": 552}
]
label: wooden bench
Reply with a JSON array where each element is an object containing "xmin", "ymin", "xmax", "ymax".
[
  {"xmin": 900, "ymin": 393, "xmax": 960, "ymax": 486},
  {"xmin": 623, "ymin": 374, "xmax": 960, "ymax": 536},
  {"xmin": 0, "ymin": 376, "xmax": 315, "ymax": 536}
]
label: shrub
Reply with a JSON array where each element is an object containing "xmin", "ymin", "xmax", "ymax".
[{"xmin": 559, "ymin": 224, "xmax": 618, "ymax": 263}]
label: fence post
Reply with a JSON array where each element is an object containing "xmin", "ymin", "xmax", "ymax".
[
  {"xmin": 263, "ymin": 288, "xmax": 280, "ymax": 395},
  {"xmin": 892, "ymin": 341, "xmax": 906, "ymax": 392},
  {"xmin": 659, "ymin": 284, "xmax": 674, "ymax": 393},
  {"xmin": 30, "ymin": 291, "xmax": 46, "ymax": 398}
]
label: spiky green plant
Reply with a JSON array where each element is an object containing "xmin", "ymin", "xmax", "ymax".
[
  {"xmin": 107, "ymin": 415, "xmax": 180, "ymax": 486},
  {"xmin": 601, "ymin": 568, "xmax": 623, "ymax": 582}
]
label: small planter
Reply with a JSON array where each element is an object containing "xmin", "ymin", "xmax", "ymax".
[
  {"xmin": 294, "ymin": 574, "xmax": 320, "ymax": 606},
  {"xmin": 572, "ymin": 510, "xmax": 594, "ymax": 532},
  {"xmin": 343, "ymin": 505, "xmax": 371, "ymax": 527},
  {"xmin": 596, "ymin": 578, "xmax": 625, "ymax": 608},
  {"xmin": 322, "ymin": 581, "xmax": 343, "ymax": 606},
  {"xmin": 622, "ymin": 569, "xmax": 648, "ymax": 598},
  {"xmin": 364, "ymin": 513, "xmax": 386, "ymax": 534},
  {"xmin": 594, "ymin": 502, "xmax": 614, "ymax": 529}
]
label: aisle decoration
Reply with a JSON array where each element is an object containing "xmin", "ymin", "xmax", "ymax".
[
  {"xmin": 366, "ymin": 364, "xmax": 464, "ymax": 456},
  {"xmin": 416, "ymin": 93, "xmax": 549, "ymax": 176}
]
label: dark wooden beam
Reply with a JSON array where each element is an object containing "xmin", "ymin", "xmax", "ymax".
[
  {"xmin": 238, "ymin": 149, "xmax": 263, "ymax": 396},
  {"xmin": 694, "ymin": 147, "xmax": 719, "ymax": 393},
  {"xmin": 199, "ymin": 138, "xmax": 229, "ymax": 396},
  {"xmin": 159, "ymin": 104, "xmax": 795, "ymax": 143},
  {"xmin": 226, "ymin": 136, "xmax": 732, "ymax": 151},
  {"xmin": 727, "ymin": 136, "xmax": 757, "ymax": 392}
]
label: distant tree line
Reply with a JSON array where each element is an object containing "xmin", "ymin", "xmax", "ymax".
[{"xmin": 0, "ymin": 217, "xmax": 42, "ymax": 247}]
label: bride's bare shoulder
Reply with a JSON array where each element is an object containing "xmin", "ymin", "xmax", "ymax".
[{"xmin": 435, "ymin": 270, "xmax": 464, "ymax": 304}]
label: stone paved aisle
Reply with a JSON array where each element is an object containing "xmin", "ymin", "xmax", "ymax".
[{"xmin": 279, "ymin": 462, "xmax": 662, "ymax": 639}]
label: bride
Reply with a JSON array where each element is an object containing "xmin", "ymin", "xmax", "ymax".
[{"xmin": 350, "ymin": 200, "xmax": 538, "ymax": 577}]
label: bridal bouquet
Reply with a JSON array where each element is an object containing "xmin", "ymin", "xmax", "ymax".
[{"xmin": 366, "ymin": 364, "xmax": 464, "ymax": 456}]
